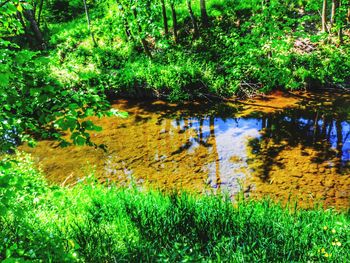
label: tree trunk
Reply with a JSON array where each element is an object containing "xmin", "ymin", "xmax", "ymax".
[
  {"xmin": 16, "ymin": 11, "xmax": 27, "ymax": 33},
  {"xmin": 322, "ymin": 0, "xmax": 328, "ymax": 32},
  {"xmin": 338, "ymin": 1, "xmax": 343, "ymax": 44},
  {"xmin": 33, "ymin": 2, "xmax": 37, "ymax": 16},
  {"xmin": 132, "ymin": 9, "xmax": 152, "ymax": 57},
  {"xmin": 37, "ymin": 0, "xmax": 44, "ymax": 27},
  {"xmin": 161, "ymin": 0, "xmax": 169, "ymax": 36},
  {"xmin": 200, "ymin": 0, "xmax": 209, "ymax": 27},
  {"xmin": 170, "ymin": 3, "xmax": 178, "ymax": 43},
  {"xmin": 123, "ymin": 18, "xmax": 133, "ymax": 42},
  {"xmin": 330, "ymin": 0, "xmax": 338, "ymax": 32},
  {"xmin": 83, "ymin": 0, "xmax": 97, "ymax": 47},
  {"xmin": 118, "ymin": 4, "xmax": 133, "ymax": 42},
  {"xmin": 23, "ymin": 9, "xmax": 45, "ymax": 48},
  {"xmin": 187, "ymin": 0, "xmax": 199, "ymax": 38}
]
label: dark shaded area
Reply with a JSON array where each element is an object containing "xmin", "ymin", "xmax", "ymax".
[{"xmin": 250, "ymin": 92, "xmax": 350, "ymax": 180}]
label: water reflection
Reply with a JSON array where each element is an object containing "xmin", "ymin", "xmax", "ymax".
[
  {"xmin": 250, "ymin": 108, "xmax": 350, "ymax": 166},
  {"xmin": 20, "ymin": 92, "xmax": 350, "ymax": 208},
  {"xmin": 174, "ymin": 117, "xmax": 262, "ymax": 194}
]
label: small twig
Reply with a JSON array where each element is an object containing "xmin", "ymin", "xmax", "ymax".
[
  {"xmin": 335, "ymin": 83, "xmax": 350, "ymax": 91},
  {"xmin": 60, "ymin": 173, "xmax": 74, "ymax": 187}
]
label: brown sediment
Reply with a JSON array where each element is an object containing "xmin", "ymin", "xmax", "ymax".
[
  {"xmin": 236, "ymin": 90, "xmax": 303, "ymax": 116},
  {"xmin": 247, "ymin": 143, "xmax": 350, "ymax": 209},
  {"xmin": 19, "ymin": 92, "xmax": 350, "ymax": 209},
  {"xmin": 21, "ymin": 100, "xmax": 218, "ymax": 193}
]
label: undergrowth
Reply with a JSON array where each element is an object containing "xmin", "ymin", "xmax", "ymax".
[
  {"xmin": 43, "ymin": 0, "xmax": 350, "ymax": 100},
  {"xmin": 0, "ymin": 153, "xmax": 349, "ymax": 262}
]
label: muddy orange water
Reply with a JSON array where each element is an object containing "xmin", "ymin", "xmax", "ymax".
[{"xmin": 21, "ymin": 91, "xmax": 350, "ymax": 209}]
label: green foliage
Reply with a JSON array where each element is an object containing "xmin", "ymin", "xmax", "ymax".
[
  {"xmin": 0, "ymin": 153, "xmax": 349, "ymax": 262},
  {"xmin": 1, "ymin": 2, "xmax": 350, "ymax": 261},
  {"xmin": 0, "ymin": 153, "xmax": 46, "ymax": 217},
  {"xmin": 0, "ymin": 2, "xmax": 113, "ymax": 151},
  {"xmin": 4, "ymin": 0, "xmax": 348, "ymax": 101},
  {"xmin": 0, "ymin": 1, "xmax": 23, "ymax": 37},
  {"xmin": 38, "ymin": 0, "xmax": 350, "ymax": 101},
  {"xmin": 44, "ymin": 0, "xmax": 86, "ymax": 22},
  {"xmin": 0, "ymin": 42, "xmax": 112, "ymax": 150}
]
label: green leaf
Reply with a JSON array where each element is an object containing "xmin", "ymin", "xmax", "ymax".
[
  {"xmin": 22, "ymin": 3, "xmax": 33, "ymax": 10},
  {"xmin": 93, "ymin": 125, "xmax": 102, "ymax": 132},
  {"xmin": 74, "ymin": 136, "xmax": 86, "ymax": 146},
  {"xmin": 7, "ymin": 4, "xmax": 17, "ymax": 13},
  {"xmin": 82, "ymin": 120, "xmax": 94, "ymax": 130},
  {"xmin": 0, "ymin": 161, "xmax": 12, "ymax": 170},
  {"xmin": 85, "ymin": 108, "xmax": 94, "ymax": 116},
  {"xmin": 109, "ymin": 109, "xmax": 128, "ymax": 118},
  {"xmin": 69, "ymin": 103, "xmax": 79, "ymax": 110}
]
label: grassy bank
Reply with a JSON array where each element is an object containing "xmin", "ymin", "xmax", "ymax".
[
  {"xmin": 4, "ymin": 1, "xmax": 350, "ymax": 104},
  {"xmin": 46, "ymin": 0, "xmax": 350, "ymax": 100},
  {"xmin": 1, "ymin": 153, "xmax": 349, "ymax": 262}
]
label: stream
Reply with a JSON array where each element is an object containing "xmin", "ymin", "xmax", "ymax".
[{"xmin": 22, "ymin": 91, "xmax": 350, "ymax": 209}]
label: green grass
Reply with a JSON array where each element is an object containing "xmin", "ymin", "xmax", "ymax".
[
  {"xmin": 1, "ymin": 153, "xmax": 349, "ymax": 262},
  {"xmin": 42, "ymin": 0, "xmax": 350, "ymax": 101}
]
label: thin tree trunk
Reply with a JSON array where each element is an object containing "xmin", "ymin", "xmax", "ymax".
[
  {"xmin": 322, "ymin": 0, "xmax": 328, "ymax": 32},
  {"xmin": 33, "ymin": 1, "xmax": 37, "ymax": 16},
  {"xmin": 187, "ymin": 0, "xmax": 199, "ymax": 38},
  {"xmin": 161, "ymin": 0, "xmax": 169, "ymax": 36},
  {"xmin": 23, "ymin": 9, "xmax": 45, "ymax": 48},
  {"xmin": 37, "ymin": 0, "xmax": 44, "ymax": 28},
  {"xmin": 83, "ymin": 0, "xmax": 97, "ymax": 47},
  {"xmin": 123, "ymin": 17, "xmax": 133, "ymax": 42},
  {"xmin": 330, "ymin": 0, "xmax": 338, "ymax": 32},
  {"xmin": 338, "ymin": 23, "xmax": 343, "ymax": 44},
  {"xmin": 16, "ymin": 10, "xmax": 36, "ymax": 44},
  {"xmin": 132, "ymin": 9, "xmax": 152, "ymax": 57},
  {"xmin": 200, "ymin": 0, "xmax": 209, "ymax": 27},
  {"xmin": 338, "ymin": 1, "xmax": 343, "ymax": 44},
  {"xmin": 17, "ymin": 11, "xmax": 27, "ymax": 33},
  {"xmin": 118, "ymin": 4, "xmax": 133, "ymax": 42},
  {"xmin": 170, "ymin": 3, "xmax": 178, "ymax": 43},
  {"xmin": 265, "ymin": 0, "xmax": 271, "ymax": 18}
]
